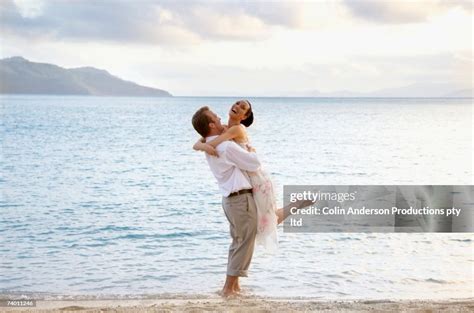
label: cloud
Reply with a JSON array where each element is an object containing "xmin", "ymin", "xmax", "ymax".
[
  {"xmin": 12, "ymin": 0, "xmax": 45, "ymax": 18},
  {"xmin": 1, "ymin": 0, "xmax": 472, "ymax": 46},
  {"xmin": 343, "ymin": 0, "xmax": 472, "ymax": 24},
  {"xmin": 127, "ymin": 51, "xmax": 471, "ymax": 96},
  {"xmin": 0, "ymin": 0, "xmax": 308, "ymax": 45},
  {"xmin": 1, "ymin": 1, "xmax": 196, "ymax": 45}
]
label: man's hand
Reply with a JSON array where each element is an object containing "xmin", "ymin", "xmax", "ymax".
[{"xmin": 203, "ymin": 143, "xmax": 218, "ymax": 157}]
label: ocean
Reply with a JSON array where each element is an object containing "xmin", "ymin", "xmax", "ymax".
[{"xmin": 0, "ymin": 95, "xmax": 472, "ymax": 299}]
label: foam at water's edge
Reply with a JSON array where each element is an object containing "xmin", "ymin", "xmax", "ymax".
[{"xmin": 1, "ymin": 291, "xmax": 473, "ymax": 302}]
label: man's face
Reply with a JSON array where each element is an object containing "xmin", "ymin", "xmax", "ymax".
[{"xmin": 207, "ymin": 110, "xmax": 224, "ymax": 134}]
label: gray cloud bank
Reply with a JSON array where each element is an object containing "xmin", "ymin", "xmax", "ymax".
[
  {"xmin": 343, "ymin": 0, "xmax": 472, "ymax": 24},
  {"xmin": 1, "ymin": 0, "xmax": 471, "ymax": 45},
  {"xmin": 0, "ymin": 0, "xmax": 303, "ymax": 44}
]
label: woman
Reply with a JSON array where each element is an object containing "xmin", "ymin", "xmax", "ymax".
[{"xmin": 193, "ymin": 100, "xmax": 292, "ymax": 252}]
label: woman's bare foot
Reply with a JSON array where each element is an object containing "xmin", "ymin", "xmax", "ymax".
[
  {"xmin": 277, "ymin": 199, "xmax": 314, "ymax": 224},
  {"xmin": 276, "ymin": 209, "xmax": 285, "ymax": 225}
]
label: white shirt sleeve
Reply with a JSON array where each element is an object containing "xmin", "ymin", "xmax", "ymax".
[{"xmin": 225, "ymin": 141, "xmax": 261, "ymax": 172}]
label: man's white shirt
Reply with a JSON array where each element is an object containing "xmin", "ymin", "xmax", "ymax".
[{"xmin": 205, "ymin": 136, "xmax": 261, "ymax": 197}]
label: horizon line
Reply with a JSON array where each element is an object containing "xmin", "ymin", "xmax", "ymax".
[{"xmin": 1, "ymin": 93, "xmax": 473, "ymax": 99}]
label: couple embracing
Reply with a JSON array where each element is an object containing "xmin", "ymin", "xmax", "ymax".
[{"xmin": 191, "ymin": 100, "xmax": 308, "ymax": 297}]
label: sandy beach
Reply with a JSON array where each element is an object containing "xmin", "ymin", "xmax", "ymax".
[{"xmin": 1, "ymin": 295, "xmax": 473, "ymax": 313}]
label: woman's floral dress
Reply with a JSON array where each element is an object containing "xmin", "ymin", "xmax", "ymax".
[{"xmin": 238, "ymin": 140, "xmax": 278, "ymax": 252}]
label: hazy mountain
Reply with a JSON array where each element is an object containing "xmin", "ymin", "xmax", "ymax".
[
  {"xmin": 297, "ymin": 83, "xmax": 472, "ymax": 98},
  {"xmin": 367, "ymin": 83, "xmax": 471, "ymax": 98},
  {"xmin": 442, "ymin": 89, "xmax": 473, "ymax": 98},
  {"xmin": 0, "ymin": 56, "xmax": 172, "ymax": 97}
]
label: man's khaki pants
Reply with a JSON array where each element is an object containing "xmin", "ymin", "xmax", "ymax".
[{"xmin": 222, "ymin": 193, "xmax": 258, "ymax": 277}]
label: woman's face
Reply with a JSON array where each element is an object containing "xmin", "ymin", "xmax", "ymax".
[{"xmin": 229, "ymin": 100, "xmax": 250, "ymax": 121}]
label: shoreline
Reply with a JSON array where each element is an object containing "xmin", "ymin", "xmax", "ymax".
[{"xmin": 1, "ymin": 294, "xmax": 473, "ymax": 312}]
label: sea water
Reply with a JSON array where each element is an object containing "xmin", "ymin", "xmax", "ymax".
[{"xmin": 0, "ymin": 95, "xmax": 472, "ymax": 299}]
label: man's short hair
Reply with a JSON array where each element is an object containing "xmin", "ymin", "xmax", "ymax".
[{"xmin": 192, "ymin": 106, "xmax": 212, "ymax": 137}]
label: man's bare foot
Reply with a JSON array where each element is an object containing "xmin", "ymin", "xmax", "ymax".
[
  {"xmin": 220, "ymin": 288, "xmax": 238, "ymax": 298},
  {"xmin": 221, "ymin": 275, "xmax": 239, "ymax": 298},
  {"xmin": 233, "ymin": 282, "xmax": 241, "ymax": 293}
]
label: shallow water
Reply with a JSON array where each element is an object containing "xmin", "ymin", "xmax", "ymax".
[{"xmin": 0, "ymin": 96, "xmax": 472, "ymax": 299}]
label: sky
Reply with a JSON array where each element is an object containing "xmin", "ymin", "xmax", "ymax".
[{"xmin": 1, "ymin": 0, "xmax": 473, "ymax": 96}]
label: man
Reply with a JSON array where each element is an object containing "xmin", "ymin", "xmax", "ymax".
[{"xmin": 192, "ymin": 106, "xmax": 260, "ymax": 297}]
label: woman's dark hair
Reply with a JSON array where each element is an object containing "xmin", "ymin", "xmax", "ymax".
[{"xmin": 240, "ymin": 100, "xmax": 254, "ymax": 127}]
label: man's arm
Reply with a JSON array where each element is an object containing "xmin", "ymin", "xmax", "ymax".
[
  {"xmin": 225, "ymin": 141, "xmax": 261, "ymax": 172},
  {"xmin": 193, "ymin": 138, "xmax": 218, "ymax": 156}
]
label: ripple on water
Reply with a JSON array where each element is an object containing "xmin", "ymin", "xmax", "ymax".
[{"xmin": 1, "ymin": 96, "xmax": 473, "ymax": 299}]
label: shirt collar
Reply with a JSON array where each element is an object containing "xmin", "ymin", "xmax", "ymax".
[{"xmin": 205, "ymin": 135, "xmax": 218, "ymax": 142}]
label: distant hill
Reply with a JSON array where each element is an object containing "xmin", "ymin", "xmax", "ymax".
[
  {"xmin": 291, "ymin": 83, "xmax": 473, "ymax": 98},
  {"xmin": 0, "ymin": 56, "xmax": 172, "ymax": 97},
  {"xmin": 442, "ymin": 89, "xmax": 473, "ymax": 98},
  {"xmin": 367, "ymin": 83, "xmax": 472, "ymax": 98}
]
